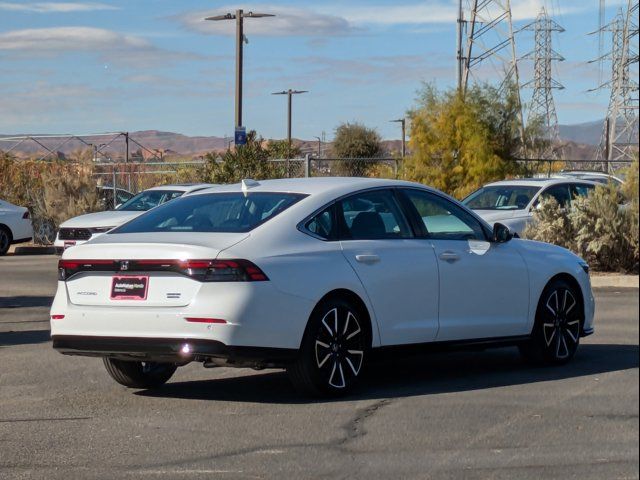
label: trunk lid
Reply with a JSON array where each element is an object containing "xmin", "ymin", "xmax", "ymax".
[{"xmin": 63, "ymin": 233, "xmax": 249, "ymax": 307}]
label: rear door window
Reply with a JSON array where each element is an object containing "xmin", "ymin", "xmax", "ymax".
[{"xmin": 337, "ymin": 190, "xmax": 412, "ymax": 240}]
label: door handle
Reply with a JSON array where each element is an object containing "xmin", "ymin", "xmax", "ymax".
[
  {"xmin": 355, "ymin": 254, "xmax": 380, "ymax": 264},
  {"xmin": 439, "ymin": 251, "xmax": 460, "ymax": 262}
]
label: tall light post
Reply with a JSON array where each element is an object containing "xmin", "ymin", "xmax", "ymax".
[
  {"xmin": 272, "ymin": 89, "xmax": 308, "ymax": 176},
  {"xmin": 272, "ymin": 89, "xmax": 308, "ymax": 150},
  {"xmin": 390, "ymin": 118, "xmax": 406, "ymax": 158},
  {"xmin": 205, "ymin": 9, "xmax": 275, "ymax": 130}
]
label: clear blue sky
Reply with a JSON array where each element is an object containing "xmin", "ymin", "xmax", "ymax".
[{"xmin": 0, "ymin": 0, "xmax": 631, "ymax": 140}]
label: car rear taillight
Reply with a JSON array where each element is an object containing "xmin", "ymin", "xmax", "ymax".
[
  {"xmin": 22, "ymin": 211, "xmax": 30, "ymax": 219},
  {"xmin": 57, "ymin": 259, "xmax": 268, "ymax": 282}
]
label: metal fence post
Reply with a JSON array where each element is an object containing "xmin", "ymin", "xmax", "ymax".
[{"xmin": 305, "ymin": 153, "xmax": 311, "ymax": 178}]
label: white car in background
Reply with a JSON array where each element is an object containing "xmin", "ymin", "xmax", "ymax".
[
  {"xmin": 0, "ymin": 199, "xmax": 34, "ymax": 255},
  {"xmin": 54, "ymin": 184, "xmax": 214, "ymax": 252},
  {"xmin": 463, "ymin": 178, "xmax": 598, "ymax": 236},
  {"xmin": 51, "ymin": 177, "xmax": 594, "ymax": 396}
]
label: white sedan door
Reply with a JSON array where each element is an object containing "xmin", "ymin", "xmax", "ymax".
[
  {"xmin": 400, "ymin": 188, "xmax": 530, "ymax": 341},
  {"xmin": 337, "ymin": 189, "xmax": 440, "ymax": 345}
]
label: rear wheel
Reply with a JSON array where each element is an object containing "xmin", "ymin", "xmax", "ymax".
[
  {"xmin": 102, "ymin": 358, "xmax": 177, "ymax": 389},
  {"xmin": 0, "ymin": 226, "xmax": 12, "ymax": 256},
  {"xmin": 519, "ymin": 278, "xmax": 582, "ymax": 365},
  {"xmin": 288, "ymin": 297, "xmax": 368, "ymax": 397}
]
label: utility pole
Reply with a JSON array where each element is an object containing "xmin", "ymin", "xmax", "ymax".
[
  {"xmin": 456, "ymin": 0, "xmax": 465, "ymax": 89},
  {"xmin": 124, "ymin": 132, "xmax": 130, "ymax": 191},
  {"xmin": 205, "ymin": 10, "xmax": 275, "ymax": 129},
  {"xmin": 272, "ymin": 89, "xmax": 308, "ymax": 176},
  {"xmin": 390, "ymin": 118, "xmax": 406, "ymax": 158},
  {"xmin": 522, "ymin": 7, "xmax": 565, "ymax": 160}
]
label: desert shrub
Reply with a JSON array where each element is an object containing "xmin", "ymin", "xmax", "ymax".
[
  {"xmin": 524, "ymin": 183, "xmax": 639, "ymax": 273},
  {"xmin": 523, "ymin": 198, "xmax": 574, "ymax": 250},
  {"xmin": 203, "ymin": 131, "xmax": 283, "ymax": 184}
]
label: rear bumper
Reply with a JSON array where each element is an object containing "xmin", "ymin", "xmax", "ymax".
[{"xmin": 52, "ymin": 335, "xmax": 297, "ymax": 367}]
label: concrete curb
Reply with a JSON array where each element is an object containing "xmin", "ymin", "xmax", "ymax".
[{"xmin": 591, "ymin": 275, "xmax": 639, "ymax": 289}]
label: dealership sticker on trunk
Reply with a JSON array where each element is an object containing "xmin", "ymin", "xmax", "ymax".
[{"xmin": 110, "ymin": 276, "xmax": 149, "ymax": 300}]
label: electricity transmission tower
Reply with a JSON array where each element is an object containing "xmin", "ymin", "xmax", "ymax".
[
  {"xmin": 593, "ymin": 1, "xmax": 639, "ymax": 168},
  {"xmin": 457, "ymin": 0, "xmax": 524, "ymax": 137},
  {"xmin": 521, "ymin": 7, "xmax": 565, "ymax": 159}
]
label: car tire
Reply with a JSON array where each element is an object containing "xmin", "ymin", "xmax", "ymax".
[
  {"xmin": 102, "ymin": 358, "xmax": 177, "ymax": 389},
  {"xmin": 287, "ymin": 296, "xmax": 369, "ymax": 397},
  {"xmin": 0, "ymin": 226, "xmax": 12, "ymax": 256},
  {"xmin": 519, "ymin": 278, "xmax": 582, "ymax": 365}
]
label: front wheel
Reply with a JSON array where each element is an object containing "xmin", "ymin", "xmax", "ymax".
[
  {"xmin": 519, "ymin": 278, "xmax": 582, "ymax": 365},
  {"xmin": 288, "ymin": 297, "xmax": 368, "ymax": 397},
  {"xmin": 0, "ymin": 227, "xmax": 11, "ymax": 256},
  {"xmin": 103, "ymin": 358, "xmax": 177, "ymax": 389}
]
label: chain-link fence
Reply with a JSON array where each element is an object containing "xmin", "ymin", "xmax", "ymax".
[
  {"xmin": 93, "ymin": 161, "xmax": 208, "ymax": 195},
  {"xmin": 92, "ymin": 157, "xmax": 403, "ymax": 195},
  {"xmin": 269, "ymin": 156, "xmax": 402, "ymax": 179}
]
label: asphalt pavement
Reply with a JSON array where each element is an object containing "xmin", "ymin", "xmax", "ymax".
[{"xmin": 0, "ymin": 255, "xmax": 638, "ymax": 479}]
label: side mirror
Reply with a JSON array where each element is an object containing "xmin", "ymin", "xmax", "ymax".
[{"xmin": 493, "ymin": 222, "xmax": 513, "ymax": 243}]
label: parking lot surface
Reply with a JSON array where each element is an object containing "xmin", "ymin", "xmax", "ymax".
[{"xmin": 1, "ymin": 255, "xmax": 638, "ymax": 479}]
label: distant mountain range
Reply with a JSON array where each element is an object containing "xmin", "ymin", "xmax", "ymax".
[
  {"xmin": 558, "ymin": 120, "xmax": 603, "ymax": 145},
  {"xmin": 0, "ymin": 119, "xmax": 623, "ymax": 160}
]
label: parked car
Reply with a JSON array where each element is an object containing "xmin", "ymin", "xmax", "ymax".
[
  {"xmin": 51, "ymin": 177, "xmax": 595, "ymax": 396},
  {"xmin": 0, "ymin": 199, "xmax": 34, "ymax": 255},
  {"xmin": 98, "ymin": 186, "xmax": 134, "ymax": 210},
  {"xmin": 555, "ymin": 171, "xmax": 624, "ymax": 187},
  {"xmin": 54, "ymin": 184, "xmax": 215, "ymax": 253},
  {"xmin": 463, "ymin": 178, "xmax": 598, "ymax": 236}
]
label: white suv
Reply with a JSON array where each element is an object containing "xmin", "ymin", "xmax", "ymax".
[
  {"xmin": 54, "ymin": 184, "xmax": 214, "ymax": 252},
  {"xmin": 463, "ymin": 178, "xmax": 598, "ymax": 236}
]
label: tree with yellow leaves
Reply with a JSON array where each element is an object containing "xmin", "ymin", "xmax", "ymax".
[{"xmin": 404, "ymin": 83, "xmax": 526, "ymax": 199}]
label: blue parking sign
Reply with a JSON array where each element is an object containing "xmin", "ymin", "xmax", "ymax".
[{"xmin": 235, "ymin": 126, "xmax": 247, "ymax": 146}]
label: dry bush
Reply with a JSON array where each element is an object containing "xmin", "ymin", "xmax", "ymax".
[
  {"xmin": 524, "ymin": 182, "xmax": 639, "ymax": 273},
  {"xmin": 0, "ymin": 153, "xmax": 100, "ymax": 244}
]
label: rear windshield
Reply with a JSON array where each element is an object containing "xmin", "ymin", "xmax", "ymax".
[
  {"xmin": 463, "ymin": 186, "xmax": 541, "ymax": 210},
  {"xmin": 111, "ymin": 192, "xmax": 307, "ymax": 234},
  {"xmin": 116, "ymin": 190, "xmax": 184, "ymax": 211}
]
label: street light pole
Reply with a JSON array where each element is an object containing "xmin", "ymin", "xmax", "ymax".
[
  {"xmin": 390, "ymin": 118, "xmax": 406, "ymax": 158},
  {"xmin": 205, "ymin": 10, "xmax": 275, "ymax": 130},
  {"xmin": 272, "ymin": 89, "xmax": 308, "ymax": 150}
]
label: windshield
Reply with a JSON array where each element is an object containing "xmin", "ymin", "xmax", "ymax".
[
  {"xmin": 463, "ymin": 186, "xmax": 541, "ymax": 210},
  {"xmin": 112, "ymin": 192, "xmax": 307, "ymax": 234},
  {"xmin": 116, "ymin": 190, "xmax": 184, "ymax": 211}
]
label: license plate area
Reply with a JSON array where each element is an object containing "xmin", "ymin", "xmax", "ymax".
[{"xmin": 110, "ymin": 275, "xmax": 149, "ymax": 300}]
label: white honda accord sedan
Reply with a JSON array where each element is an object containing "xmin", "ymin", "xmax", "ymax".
[{"xmin": 50, "ymin": 177, "xmax": 595, "ymax": 396}]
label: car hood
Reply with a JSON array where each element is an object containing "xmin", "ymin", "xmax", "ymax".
[
  {"xmin": 472, "ymin": 209, "xmax": 528, "ymax": 223},
  {"xmin": 59, "ymin": 210, "xmax": 143, "ymax": 229},
  {"xmin": 62, "ymin": 232, "xmax": 251, "ymax": 260}
]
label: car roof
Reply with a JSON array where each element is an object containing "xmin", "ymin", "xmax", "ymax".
[
  {"xmin": 484, "ymin": 177, "xmax": 598, "ymax": 188},
  {"xmin": 190, "ymin": 177, "xmax": 435, "ymax": 198},
  {"xmin": 144, "ymin": 183, "xmax": 216, "ymax": 193}
]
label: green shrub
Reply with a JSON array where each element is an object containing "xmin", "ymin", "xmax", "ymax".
[{"xmin": 524, "ymin": 182, "xmax": 639, "ymax": 273}]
